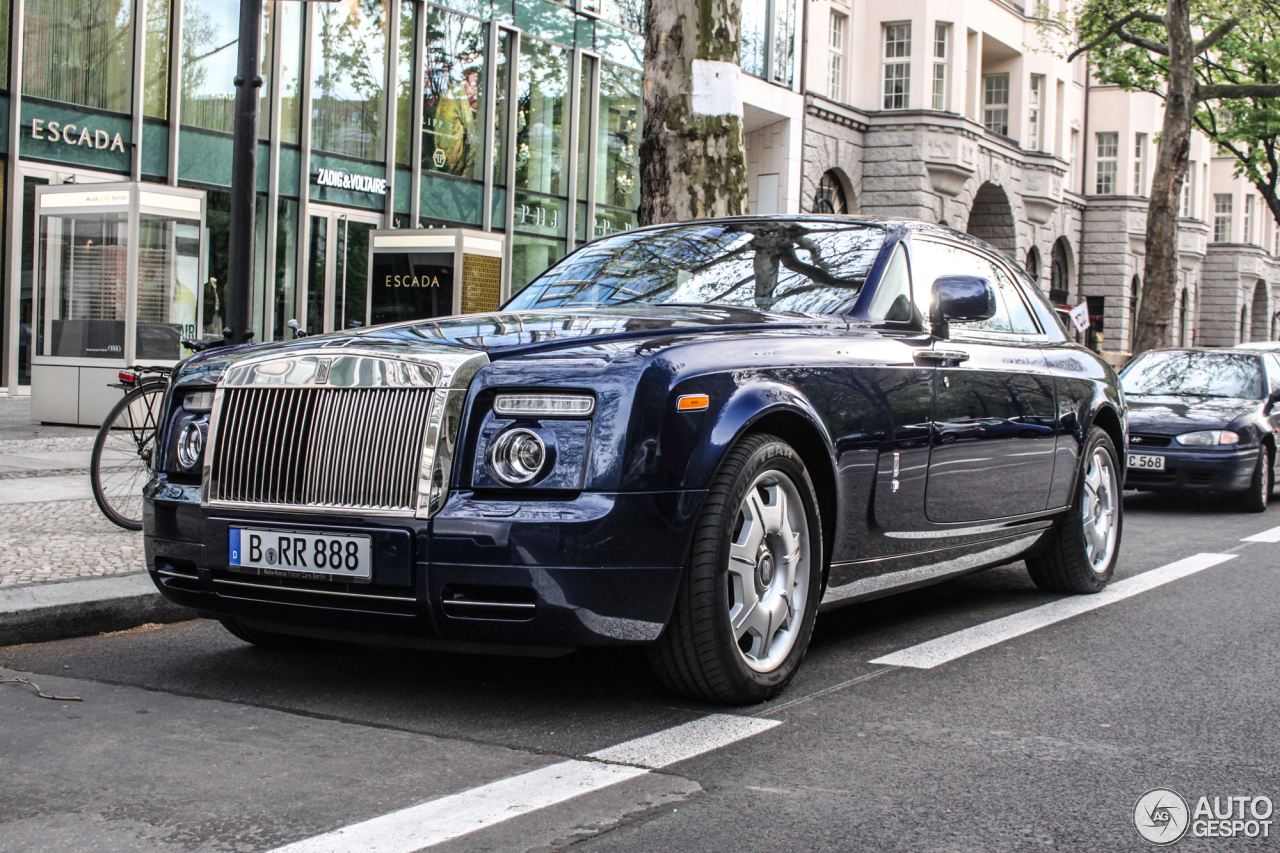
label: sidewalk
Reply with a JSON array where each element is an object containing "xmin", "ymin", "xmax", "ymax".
[{"xmin": 0, "ymin": 396, "xmax": 194, "ymax": 643}]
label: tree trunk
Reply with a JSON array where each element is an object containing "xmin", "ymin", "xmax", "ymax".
[
  {"xmin": 638, "ymin": 0, "xmax": 749, "ymax": 225},
  {"xmin": 1133, "ymin": 0, "xmax": 1194, "ymax": 354}
]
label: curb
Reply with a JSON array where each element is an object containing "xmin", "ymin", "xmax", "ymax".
[{"xmin": 0, "ymin": 572, "xmax": 197, "ymax": 646}]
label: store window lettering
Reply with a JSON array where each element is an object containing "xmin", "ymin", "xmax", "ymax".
[
  {"xmin": 384, "ymin": 275, "xmax": 442, "ymax": 288},
  {"xmin": 595, "ymin": 217, "xmax": 635, "ymax": 238},
  {"xmin": 314, "ymin": 168, "xmax": 389, "ymax": 195},
  {"xmin": 30, "ymin": 119, "xmax": 126, "ymax": 152},
  {"xmin": 517, "ymin": 204, "xmax": 560, "ymax": 229}
]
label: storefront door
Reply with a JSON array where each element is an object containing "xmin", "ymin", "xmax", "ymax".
[{"xmin": 303, "ymin": 207, "xmax": 382, "ymax": 334}]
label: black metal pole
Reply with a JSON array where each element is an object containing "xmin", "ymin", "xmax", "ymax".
[{"xmin": 225, "ymin": 0, "xmax": 264, "ymax": 345}]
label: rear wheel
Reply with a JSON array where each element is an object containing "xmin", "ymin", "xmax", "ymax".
[
  {"xmin": 1026, "ymin": 427, "xmax": 1122, "ymax": 594},
  {"xmin": 648, "ymin": 433, "xmax": 823, "ymax": 704},
  {"xmin": 1239, "ymin": 446, "xmax": 1272, "ymax": 513},
  {"xmin": 91, "ymin": 383, "xmax": 167, "ymax": 531}
]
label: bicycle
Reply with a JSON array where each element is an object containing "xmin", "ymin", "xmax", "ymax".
[{"xmin": 90, "ymin": 365, "xmax": 173, "ymax": 531}]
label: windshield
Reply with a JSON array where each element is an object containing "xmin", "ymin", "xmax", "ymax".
[
  {"xmin": 507, "ymin": 221, "xmax": 886, "ymax": 314},
  {"xmin": 1121, "ymin": 351, "xmax": 1266, "ymax": 399}
]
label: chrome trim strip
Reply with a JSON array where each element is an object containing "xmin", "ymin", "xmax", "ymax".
[
  {"xmin": 222, "ymin": 348, "xmax": 489, "ymax": 390},
  {"xmin": 200, "ymin": 386, "xmax": 227, "ymax": 508},
  {"xmin": 212, "ymin": 577, "xmax": 416, "ymax": 603},
  {"xmin": 443, "ymin": 600, "xmax": 536, "ymax": 610},
  {"xmin": 205, "ymin": 499, "xmax": 418, "ymax": 518},
  {"xmin": 156, "ymin": 569, "xmax": 198, "ymax": 579}
]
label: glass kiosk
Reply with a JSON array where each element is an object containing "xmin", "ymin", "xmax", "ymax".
[
  {"xmin": 366, "ymin": 229, "xmax": 505, "ymax": 324},
  {"xmin": 30, "ymin": 183, "xmax": 206, "ymax": 426}
]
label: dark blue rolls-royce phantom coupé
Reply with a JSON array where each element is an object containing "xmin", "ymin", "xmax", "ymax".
[{"xmin": 145, "ymin": 217, "xmax": 1126, "ymax": 703}]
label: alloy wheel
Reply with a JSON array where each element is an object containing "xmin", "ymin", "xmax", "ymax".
[
  {"xmin": 726, "ymin": 470, "xmax": 811, "ymax": 672},
  {"xmin": 1080, "ymin": 446, "xmax": 1119, "ymax": 574}
]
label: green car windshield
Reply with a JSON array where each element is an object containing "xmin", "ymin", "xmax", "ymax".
[
  {"xmin": 507, "ymin": 221, "xmax": 886, "ymax": 315},
  {"xmin": 1121, "ymin": 351, "xmax": 1266, "ymax": 399}
]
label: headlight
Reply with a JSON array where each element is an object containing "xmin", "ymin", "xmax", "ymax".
[
  {"xmin": 488, "ymin": 428, "xmax": 547, "ymax": 485},
  {"xmin": 493, "ymin": 393, "xmax": 594, "ymax": 418},
  {"xmin": 1174, "ymin": 430, "xmax": 1240, "ymax": 446},
  {"xmin": 183, "ymin": 389, "xmax": 215, "ymax": 413},
  {"xmin": 176, "ymin": 421, "xmax": 206, "ymax": 470}
]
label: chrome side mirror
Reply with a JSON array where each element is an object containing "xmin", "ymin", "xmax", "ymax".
[{"xmin": 930, "ymin": 275, "xmax": 996, "ymax": 339}]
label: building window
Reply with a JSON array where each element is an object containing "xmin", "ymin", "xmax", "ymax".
[
  {"xmin": 828, "ymin": 12, "xmax": 846, "ymax": 103},
  {"xmin": 1070, "ymin": 130, "xmax": 1079, "ymax": 192},
  {"xmin": 1095, "ymin": 132, "xmax": 1119, "ymax": 195},
  {"xmin": 932, "ymin": 23, "xmax": 949, "ymax": 111},
  {"xmin": 1027, "ymin": 75, "xmax": 1043, "ymax": 150},
  {"xmin": 1181, "ymin": 164, "xmax": 1195, "ymax": 217},
  {"xmin": 1245, "ymin": 195, "xmax": 1255, "ymax": 244},
  {"xmin": 1214, "ymin": 194, "xmax": 1233, "ymax": 242},
  {"xmin": 1133, "ymin": 133, "xmax": 1147, "ymax": 195},
  {"xmin": 22, "ymin": 0, "xmax": 135, "ymax": 114},
  {"xmin": 883, "ymin": 23, "xmax": 911, "ymax": 110},
  {"xmin": 311, "ymin": 0, "xmax": 389, "ymax": 162},
  {"xmin": 983, "ymin": 74, "xmax": 1009, "ymax": 136},
  {"xmin": 814, "ymin": 170, "xmax": 849, "ymax": 214}
]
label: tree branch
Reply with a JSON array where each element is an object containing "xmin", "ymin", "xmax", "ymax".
[
  {"xmin": 1068, "ymin": 12, "xmax": 1169, "ymax": 61},
  {"xmin": 1197, "ymin": 82, "xmax": 1280, "ymax": 100},
  {"xmin": 1194, "ymin": 17, "xmax": 1239, "ymax": 55}
]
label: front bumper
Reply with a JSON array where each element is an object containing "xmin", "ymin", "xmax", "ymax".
[
  {"xmin": 1124, "ymin": 446, "xmax": 1260, "ymax": 493},
  {"xmin": 143, "ymin": 480, "xmax": 701, "ymax": 650}
]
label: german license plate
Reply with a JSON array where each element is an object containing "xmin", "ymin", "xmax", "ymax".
[
  {"xmin": 1127, "ymin": 453, "xmax": 1166, "ymax": 471},
  {"xmin": 229, "ymin": 528, "xmax": 372, "ymax": 582}
]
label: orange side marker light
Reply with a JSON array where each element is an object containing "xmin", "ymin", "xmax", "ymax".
[{"xmin": 677, "ymin": 394, "xmax": 710, "ymax": 412}]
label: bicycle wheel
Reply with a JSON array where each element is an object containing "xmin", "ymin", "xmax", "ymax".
[{"xmin": 91, "ymin": 383, "xmax": 167, "ymax": 530}]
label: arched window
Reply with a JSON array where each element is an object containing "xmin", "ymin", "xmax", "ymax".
[
  {"xmin": 1024, "ymin": 247, "xmax": 1041, "ymax": 283},
  {"xmin": 1049, "ymin": 238, "xmax": 1071, "ymax": 305},
  {"xmin": 813, "ymin": 171, "xmax": 849, "ymax": 214}
]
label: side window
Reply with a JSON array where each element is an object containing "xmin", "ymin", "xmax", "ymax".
[
  {"xmin": 1268, "ymin": 355, "xmax": 1280, "ymax": 392},
  {"xmin": 909, "ymin": 239, "xmax": 1040, "ymax": 335},
  {"xmin": 865, "ymin": 243, "xmax": 916, "ymax": 323}
]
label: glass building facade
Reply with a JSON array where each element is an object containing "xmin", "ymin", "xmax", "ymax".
[{"xmin": 0, "ymin": 0, "xmax": 643, "ymax": 391}]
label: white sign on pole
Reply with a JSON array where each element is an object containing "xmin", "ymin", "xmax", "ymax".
[{"xmin": 1069, "ymin": 301, "xmax": 1091, "ymax": 333}]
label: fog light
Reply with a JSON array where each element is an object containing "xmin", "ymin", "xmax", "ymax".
[
  {"xmin": 488, "ymin": 428, "xmax": 547, "ymax": 485},
  {"xmin": 177, "ymin": 421, "xmax": 205, "ymax": 471}
]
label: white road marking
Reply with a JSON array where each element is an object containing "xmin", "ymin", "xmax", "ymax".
[
  {"xmin": 267, "ymin": 714, "xmax": 780, "ymax": 853},
  {"xmin": 870, "ymin": 553, "xmax": 1237, "ymax": 669},
  {"xmin": 1242, "ymin": 525, "xmax": 1280, "ymax": 543}
]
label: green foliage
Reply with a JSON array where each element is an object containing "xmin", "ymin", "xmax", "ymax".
[{"xmin": 1193, "ymin": 15, "xmax": 1280, "ymax": 196}]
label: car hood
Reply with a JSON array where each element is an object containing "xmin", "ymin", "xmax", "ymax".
[
  {"xmin": 360, "ymin": 305, "xmax": 835, "ymax": 354},
  {"xmin": 1126, "ymin": 395, "xmax": 1261, "ymax": 434},
  {"xmin": 176, "ymin": 305, "xmax": 840, "ymax": 383}
]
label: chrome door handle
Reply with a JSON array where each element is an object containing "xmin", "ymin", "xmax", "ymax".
[{"xmin": 914, "ymin": 350, "xmax": 970, "ymax": 364}]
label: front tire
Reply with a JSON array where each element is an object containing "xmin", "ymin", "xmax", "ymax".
[
  {"xmin": 649, "ymin": 433, "xmax": 823, "ymax": 705},
  {"xmin": 1026, "ymin": 427, "xmax": 1122, "ymax": 594},
  {"xmin": 1239, "ymin": 446, "xmax": 1272, "ymax": 513}
]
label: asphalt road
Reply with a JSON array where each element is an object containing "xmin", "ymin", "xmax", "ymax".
[{"xmin": 3, "ymin": 489, "xmax": 1279, "ymax": 852}]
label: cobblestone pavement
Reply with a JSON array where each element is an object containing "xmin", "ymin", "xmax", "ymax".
[{"xmin": 0, "ymin": 499, "xmax": 144, "ymax": 587}]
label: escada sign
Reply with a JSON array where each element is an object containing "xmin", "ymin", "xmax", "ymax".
[{"xmin": 29, "ymin": 118, "xmax": 126, "ymax": 152}]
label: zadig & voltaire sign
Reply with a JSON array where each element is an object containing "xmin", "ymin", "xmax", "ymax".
[
  {"xmin": 30, "ymin": 118, "xmax": 126, "ymax": 152},
  {"xmin": 314, "ymin": 168, "xmax": 388, "ymax": 196}
]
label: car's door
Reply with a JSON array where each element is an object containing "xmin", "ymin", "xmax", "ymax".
[{"xmin": 909, "ymin": 237, "xmax": 1058, "ymax": 523}]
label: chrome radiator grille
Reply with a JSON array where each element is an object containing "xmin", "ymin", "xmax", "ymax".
[{"xmin": 208, "ymin": 386, "xmax": 433, "ymax": 512}]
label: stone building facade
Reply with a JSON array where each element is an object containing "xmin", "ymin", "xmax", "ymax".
[{"xmin": 783, "ymin": 0, "xmax": 1280, "ymax": 361}]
